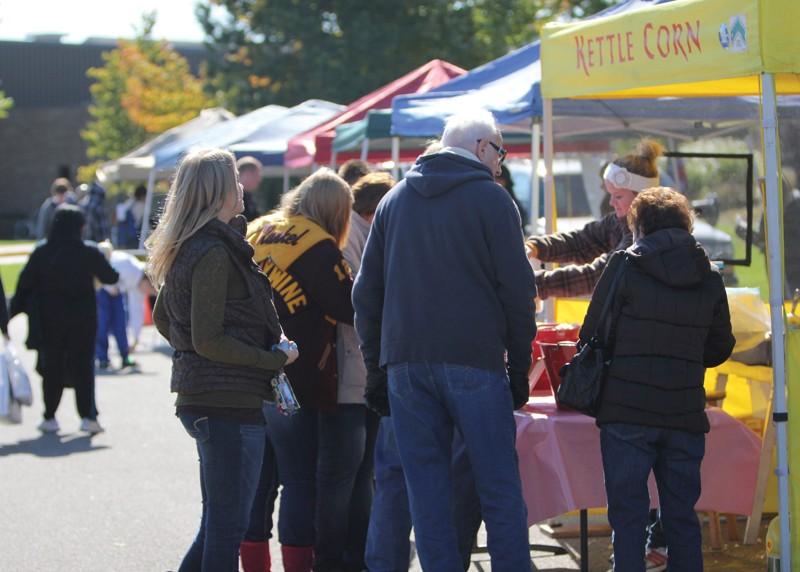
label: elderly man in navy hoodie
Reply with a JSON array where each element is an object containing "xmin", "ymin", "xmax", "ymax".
[{"xmin": 353, "ymin": 110, "xmax": 537, "ymax": 571}]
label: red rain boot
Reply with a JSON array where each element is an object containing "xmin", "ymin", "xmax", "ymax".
[
  {"xmin": 240, "ymin": 541, "xmax": 271, "ymax": 572},
  {"xmin": 280, "ymin": 545, "xmax": 313, "ymax": 572}
]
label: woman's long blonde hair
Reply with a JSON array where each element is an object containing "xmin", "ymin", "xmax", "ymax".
[
  {"xmin": 278, "ymin": 168, "xmax": 353, "ymax": 248},
  {"xmin": 146, "ymin": 149, "xmax": 239, "ymax": 287}
]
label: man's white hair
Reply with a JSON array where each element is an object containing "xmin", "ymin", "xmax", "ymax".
[{"xmin": 440, "ymin": 110, "xmax": 499, "ymax": 151}]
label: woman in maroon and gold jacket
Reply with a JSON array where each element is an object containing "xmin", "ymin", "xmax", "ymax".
[{"xmin": 245, "ymin": 168, "xmax": 354, "ymax": 572}]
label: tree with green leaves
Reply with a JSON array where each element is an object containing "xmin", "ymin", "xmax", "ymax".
[
  {"xmin": 0, "ymin": 90, "xmax": 12, "ymax": 119},
  {"xmin": 197, "ymin": 0, "xmax": 613, "ymax": 113},
  {"xmin": 81, "ymin": 13, "xmax": 216, "ymax": 166}
]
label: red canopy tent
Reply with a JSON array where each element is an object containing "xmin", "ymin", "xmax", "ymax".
[{"xmin": 284, "ymin": 59, "xmax": 465, "ymax": 169}]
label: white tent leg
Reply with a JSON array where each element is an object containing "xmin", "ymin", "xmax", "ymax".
[
  {"xmin": 761, "ymin": 72, "xmax": 791, "ymax": 572},
  {"xmin": 330, "ymin": 151, "xmax": 337, "ymax": 170},
  {"xmin": 138, "ymin": 169, "xmax": 157, "ymax": 250},
  {"xmin": 361, "ymin": 138, "xmax": 370, "ymax": 162},
  {"xmin": 530, "ymin": 121, "xmax": 541, "ymax": 231},
  {"xmin": 283, "ymin": 167, "xmax": 290, "ymax": 194},
  {"xmin": 391, "ymin": 137, "xmax": 400, "ymax": 180},
  {"xmin": 543, "ymin": 98, "xmax": 555, "ymax": 322}
]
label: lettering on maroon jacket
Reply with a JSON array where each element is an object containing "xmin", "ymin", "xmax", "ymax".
[
  {"xmin": 258, "ymin": 224, "xmax": 310, "ymax": 246},
  {"xmin": 574, "ymin": 19, "xmax": 701, "ymax": 77},
  {"xmin": 261, "ymin": 257, "xmax": 308, "ymax": 314}
]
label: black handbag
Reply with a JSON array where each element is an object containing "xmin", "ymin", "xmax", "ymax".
[{"xmin": 557, "ymin": 255, "xmax": 629, "ymax": 416}]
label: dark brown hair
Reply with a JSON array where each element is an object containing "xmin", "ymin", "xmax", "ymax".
[
  {"xmin": 613, "ymin": 139, "xmax": 663, "ymax": 178},
  {"xmin": 236, "ymin": 156, "xmax": 263, "ymax": 174},
  {"xmin": 51, "ymin": 177, "xmax": 72, "ymax": 196},
  {"xmin": 628, "ymin": 187, "xmax": 693, "ymax": 237},
  {"xmin": 352, "ymin": 172, "xmax": 395, "ymax": 216},
  {"xmin": 338, "ymin": 160, "xmax": 371, "ymax": 187}
]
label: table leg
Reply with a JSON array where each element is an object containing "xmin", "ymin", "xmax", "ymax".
[{"xmin": 580, "ymin": 509, "xmax": 589, "ymax": 572}]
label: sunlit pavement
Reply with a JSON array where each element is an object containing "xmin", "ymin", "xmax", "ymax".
[{"xmin": 0, "ymin": 317, "xmax": 768, "ymax": 571}]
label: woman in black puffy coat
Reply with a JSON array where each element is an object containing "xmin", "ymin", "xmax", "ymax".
[{"xmin": 582, "ymin": 187, "xmax": 735, "ymax": 572}]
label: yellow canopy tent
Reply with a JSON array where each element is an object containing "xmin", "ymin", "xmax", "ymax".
[{"xmin": 541, "ymin": 0, "xmax": 800, "ymax": 567}]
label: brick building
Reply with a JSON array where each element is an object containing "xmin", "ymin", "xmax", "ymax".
[{"xmin": 0, "ymin": 36, "xmax": 207, "ymax": 238}]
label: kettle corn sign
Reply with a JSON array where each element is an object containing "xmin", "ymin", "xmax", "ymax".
[{"xmin": 541, "ymin": 0, "xmax": 760, "ymax": 98}]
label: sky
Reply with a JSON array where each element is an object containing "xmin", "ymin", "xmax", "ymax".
[{"xmin": 0, "ymin": 0, "xmax": 210, "ymax": 43}]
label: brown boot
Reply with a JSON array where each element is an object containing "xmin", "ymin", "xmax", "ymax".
[
  {"xmin": 280, "ymin": 545, "xmax": 313, "ymax": 572},
  {"xmin": 240, "ymin": 541, "xmax": 271, "ymax": 572}
]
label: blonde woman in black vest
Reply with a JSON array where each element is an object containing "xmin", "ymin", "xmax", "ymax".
[{"xmin": 147, "ymin": 149, "xmax": 298, "ymax": 572}]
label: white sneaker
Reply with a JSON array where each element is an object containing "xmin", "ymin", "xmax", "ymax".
[
  {"xmin": 80, "ymin": 418, "xmax": 105, "ymax": 434},
  {"xmin": 38, "ymin": 418, "xmax": 60, "ymax": 433}
]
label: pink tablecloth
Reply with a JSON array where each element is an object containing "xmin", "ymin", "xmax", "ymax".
[{"xmin": 515, "ymin": 397, "xmax": 762, "ymax": 526}]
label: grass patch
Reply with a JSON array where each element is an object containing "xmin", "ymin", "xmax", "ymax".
[
  {"xmin": 0, "ymin": 240, "xmax": 34, "ymax": 247},
  {"xmin": 0, "ymin": 262, "xmax": 23, "ymax": 296},
  {"xmin": 717, "ymin": 209, "xmax": 769, "ymax": 301}
]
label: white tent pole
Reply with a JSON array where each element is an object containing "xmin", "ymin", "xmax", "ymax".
[
  {"xmin": 543, "ymin": 98, "xmax": 555, "ymax": 322},
  {"xmin": 530, "ymin": 121, "xmax": 541, "ymax": 231},
  {"xmin": 391, "ymin": 137, "xmax": 400, "ymax": 180},
  {"xmin": 138, "ymin": 169, "xmax": 157, "ymax": 250},
  {"xmin": 361, "ymin": 138, "xmax": 370, "ymax": 162},
  {"xmin": 761, "ymin": 72, "xmax": 791, "ymax": 571},
  {"xmin": 330, "ymin": 151, "xmax": 337, "ymax": 170},
  {"xmin": 282, "ymin": 167, "xmax": 290, "ymax": 194}
]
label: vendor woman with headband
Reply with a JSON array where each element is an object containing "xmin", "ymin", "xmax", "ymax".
[{"xmin": 526, "ymin": 139, "xmax": 663, "ymax": 299}]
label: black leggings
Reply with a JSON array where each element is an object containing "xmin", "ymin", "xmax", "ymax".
[{"xmin": 37, "ymin": 342, "xmax": 97, "ymax": 421}]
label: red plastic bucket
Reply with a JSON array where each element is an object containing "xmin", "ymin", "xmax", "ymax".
[{"xmin": 529, "ymin": 323, "xmax": 580, "ymax": 396}]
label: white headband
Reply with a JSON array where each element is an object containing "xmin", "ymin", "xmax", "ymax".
[{"xmin": 603, "ymin": 163, "xmax": 659, "ymax": 192}]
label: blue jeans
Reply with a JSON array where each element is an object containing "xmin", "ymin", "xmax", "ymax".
[
  {"xmin": 601, "ymin": 423, "xmax": 705, "ymax": 572},
  {"xmin": 387, "ymin": 362, "xmax": 531, "ymax": 572},
  {"xmin": 244, "ymin": 426, "xmax": 279, "ymax": 542},
  {"xmin": 95, "ymin": 289, "xmax": 129, "ymax": 363},
  {"xmin": 177, "ymin": 412, "xmax": 267, "ymax": 572},
  {"xmin": 316, "ymin": 404, "xmax": 379, "ymax": 572},
  {"xmin": 264, "ymin": 405, "xmax": 318, "ymax": 547},
  {"xmin": 365, "ymin": 417, "xmax": 482, "ymax": 572}
]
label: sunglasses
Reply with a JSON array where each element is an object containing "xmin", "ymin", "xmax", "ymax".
[{"xmin": 477, "ymin": 139, "xmax": 508, "ymax": 163}]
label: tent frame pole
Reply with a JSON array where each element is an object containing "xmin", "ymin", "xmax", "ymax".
[
  {"xmin": 761, "ymin": 71, "xmax": 791, "ymax": 571},
  {"xmin": 391, "ymin": 137, "xmax": 400, "ymax": 180},
  {"xmin": 138, "ymin": 169, "xmax": 157, "ymax": 250},
  {"xmin": 542, "ymin": 98, "xmax": 555, "ymax": 322},
  {"xmin": 530, "ymin": 121, "xmax": 541, "ymax": 230},
  {"xmin": 283, "ymin": 167, "xmax": 290, "ymax": 195},
  {"xmin": 361, "ymin": 138, "xmax": 370, "ymax": 162}
]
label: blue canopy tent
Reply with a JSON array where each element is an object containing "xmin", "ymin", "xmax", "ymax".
[
  {"xmin": 229, "ymin": 100, "xmax": 344, "ymax": 169},
  {"xmin": 134, "ymin": 100, "xmax": 343, "ymax": 247}
]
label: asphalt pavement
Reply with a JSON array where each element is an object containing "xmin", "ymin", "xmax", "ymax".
[{"xmin": 0, "ymin": 316, "xmax": 766, "ymax": 571}]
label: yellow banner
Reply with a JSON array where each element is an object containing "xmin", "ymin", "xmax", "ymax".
[{"xmin": 542, "ymin": 0, "xmax": 763, "ymax": 98}]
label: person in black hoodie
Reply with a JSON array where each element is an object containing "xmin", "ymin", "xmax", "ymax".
[
  {"xmin": 10, "ymin": 206, "xmax": 119, "ymax": 434},
  {"xmin": 582, "ymin": 187, "xmax": 735, "ymax": 572}
]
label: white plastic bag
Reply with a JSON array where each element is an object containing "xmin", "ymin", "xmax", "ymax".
[
  {"xmin": 0, "ymin": 355, "xmax": 9, "ymax": 419},
  {"xmin": 4, "ymin": 343, "xmax": 32, "ymax": 406},
  {"xmin": 726, "ymin": 287, "xmax": 772, "ymax": 353}
]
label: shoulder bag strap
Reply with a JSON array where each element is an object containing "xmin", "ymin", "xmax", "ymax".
[{"xmin": 590, "ymin": 253, "xmax": 629, "ymax": 345}]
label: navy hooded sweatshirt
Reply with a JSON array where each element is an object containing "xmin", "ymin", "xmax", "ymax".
[{"xmin": 353, "ymin": 151, "xmax": 537, "ymax": 379}]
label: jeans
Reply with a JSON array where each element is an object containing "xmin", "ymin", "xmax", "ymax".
[
  {"xmin": 177, "ymin": 412, "xmax": 267, "ymax": 572},
  {"xmin": 316, "ymin": 404, "xmax": 379, "ymax": 571},
  {"xmin": 365, "ymin": 417, "xmax": 482, "ymax": 572},
  {"xmin": 244, "ymin": 426, "xmax": 279, "ymax": 542},
  {"xmin": 601, "ymin": 423, "xmax": 705, "ymax": 572},
  {"xmin": 95, "ymin": 289, "xmax": 129, "ymax": 363},
  {"xmin": 264, "ymin": 405, "xmax": 318, "ymax": 547},
  {"xmin": 387, "ymin": 362, "xmax": 531, "ymax": 572}
]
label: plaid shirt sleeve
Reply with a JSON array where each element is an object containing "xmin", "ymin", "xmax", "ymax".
[
  {"xmin": 534, "ymin": 223, "xmax": 632, "ymax": 300},
  {"xmin": 525, "ymin": 214, "xmax": 619, "ymax": 264}
]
